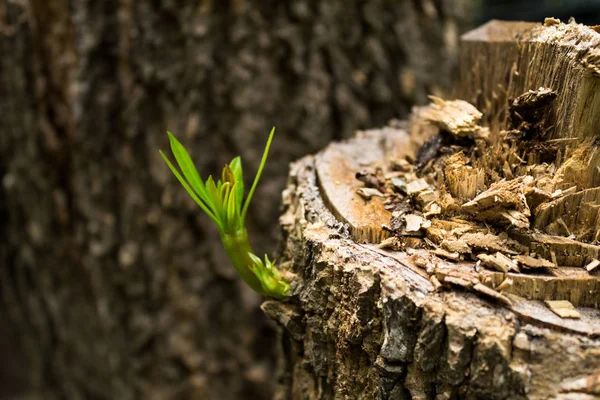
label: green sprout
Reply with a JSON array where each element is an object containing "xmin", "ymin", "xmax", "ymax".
[{"xmin": 159, "ymin": 128, "xmax": 289, "ymax": 299}]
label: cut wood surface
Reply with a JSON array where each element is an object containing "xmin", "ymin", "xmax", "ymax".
[{"xmin": 270, "ymin": 19, "xmax": 600, "ymax": 400}]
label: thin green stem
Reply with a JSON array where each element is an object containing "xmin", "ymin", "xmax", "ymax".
[{"xmin": 242, "ymin": 127, "xmax": 275, "ymax": 222}]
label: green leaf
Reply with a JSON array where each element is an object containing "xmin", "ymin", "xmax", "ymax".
[
  {"xmin": 166, "ymin": 132, "xmax": 208, "ymax": 200},
  {"xmin": 229, "ymin": 156, "xmax": 244, "ymax": 207},
  {"xmin": 226, "ymin": 182, "xmax": 239, "ymax": 230},
  {"xmin": 242, "ymin": 127, "xmax": 275, "ymax": 221},
  {"xmin": 159, "ymin": 151, "xmax": 222, "ymax": 230},
  {"xmin": 205, "ymin": 175, "xmax": 223, "ymax": 223}
]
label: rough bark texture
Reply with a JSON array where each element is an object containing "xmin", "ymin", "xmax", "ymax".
[
  {"xmin": 271, "ymin": 132, "xmax": 600, "ymax": 400},
  {"xmin": 0, "ymin": 1, "xmax": 471, "ymax": 399},
  {"xmin": 269, "ymin": 20, "xmax": 600, "ymax": 400}
]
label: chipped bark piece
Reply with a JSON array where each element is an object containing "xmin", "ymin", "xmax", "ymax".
[
  {"xmin": 461, "ymin": 177, "xmax": 532, "ymax": 229},
  {"xmin": 415, "ymin": 133, "xmax": 443, "ymax": 169},
  {"xmin": 419, "ymin": 96, "xmax": 484, "ymax": 137},
  {"xmin": 441, "ymin": 238, "xmax": 470, "ymax": 254},
  {"xmin": 461, "ymin": 232, "xmax": 518, "ymax": 254},
  {"xmin": 389, "ymin": 177, "xmax": 407, "ymax": 193},
  {"xmin": 477, "ymin": 253, "xmax": 519, "ymax": 273},
  {"xmin": 551, "ymin": 185, "xmax": 578, "ymax": 199},
  {"xmin": 423, "ymin": 202, "xmax": 441, "ymax": 217},
  {"xmin": 356, "ymin": 187, "xmax": 385, "ymax": 200},
  {"xmin": 514, "ymin": 255, "xmax": 556, "ymax": 270},
  {"xmin": 416, "ymin": 190, "xmax": 438, "ymax": 206},
  {"xmin": 586, "ymin": 259, "xmax": 600, "ymax": 273},
  {"xmin": 404, "ymin": 214, "xmax": 424, "ymax": 233},
  {"xmin": 544, "ymin": 17, "xmax": 561, "ymax": 27},
  {"xmin": 432, "ymin": 248, "xmax": 460, "ymax": 261},
  {"xmin": 545, "ymin": 300, "xmax": 581, "ymax": 319},
  {"xmin": 406, "ymin": 178, "xmax": 429, "ymax": 194},
  {"xmin": 425, "ymin": 218, "xmax": 477, "ymax": 244},
  {"xmin": 355, "ymin": 170, "xmax": 384, "ymax": 190}
]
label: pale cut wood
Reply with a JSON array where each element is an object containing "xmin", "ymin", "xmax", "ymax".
[{"xmin": 315, "ymin": 127, "xmax": 411, "ymax": 243}]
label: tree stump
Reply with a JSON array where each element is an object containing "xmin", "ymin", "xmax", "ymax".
[{"xmin": 266, "ymin": 20, "xmax": 600, "ymax": 400}]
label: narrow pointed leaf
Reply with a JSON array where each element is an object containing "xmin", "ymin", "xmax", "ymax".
[
  {"xmin": 159, "ymin": 151, "xmax": 222, "ymax": 230},
  {"xmin": 242, "ymin": 127, "xmax": 275, "ymax": 221},
  {"xmin": 167, "ymin": 132, "xmax": 208, "ymax": 198},
  {"xmin": 227, "ymin": 182, "xmax": 238, "ymax": 230},
  {"xmin": 205, "ymin": 175, "xmax": 223, "ymax": 221},
  {"xmin": 229, "ymin": 156, "xmax": 244, "ymax": 206}
]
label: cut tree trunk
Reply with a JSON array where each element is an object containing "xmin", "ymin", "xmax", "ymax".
[
  {"xmin": 269, "ymin": 20, "xmax": 600, "ymax": 400},
  {"xmin": 0, "ymin": 1, "xmax": 471, "ymax": 399}
]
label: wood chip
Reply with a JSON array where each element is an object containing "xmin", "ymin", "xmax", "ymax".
[
  {"xmin": 443, "ymin": 276, "xmax": 473, "ymax": 289},
  {"xmin": 406, "ymin": 178, "xmax": 429, "ymax": 194},
  {"xmin": 477, "ymin": 252, "xmax": 520, "ymax": 273},
  {"xmin": 356, "ymin": 188, "xmax": 385, "ymax": 199},
  {"xmin": 441, "ymin": 238, "xmax": 471, "ymax": 254},
  {"xmin": 473, "ymin": 283, "xmax": 513, "ymax": 306},
  {"xmin": 423, "ymin": 202, "xmax": 441, "ymax": 217},
  {"xmin": 416, "ymin": 190, "xmax": 438, "ymax": 205},
  {"xmin": 404, "ymin": 214, "xmax": 423, "ymax": 232},
  {"xmin": 461, "ymin": 177, "xmax": 532, "ymax": 229},
  {"xmin": 430, "ymin": 275, "xmax": 442, "ymax": 291},
  {"xmin": 514, "ymin": 255, "xmax": 555, "ymax": 269},
  {"xmin": 419, "ymin": 96, "xmax": 483, "ymax": 137},
  {"xmin": 545, "ymin": 300, "xmax": 581, "ymax": 319},
  {"xmin": 496, "ymin": 277, "xmax": 513, "ymax": 292},
  {"xmin": 461, "ymin": 232, "xmax": 518, "ymax": 254},
  {"xmin": 585, "ymin": 259, "xmax": 600, "ymax": 272},
  {"xmin": 378, "ymin": 237, "xmax": 403, "ymax": 250},
  {"xmin": 432, "ymin": 248, "xmax": 460, "ymax": 261}
]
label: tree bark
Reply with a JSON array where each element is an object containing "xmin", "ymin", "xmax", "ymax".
[
  {"xmin": 0, "ymin": 1, "xmax": 471, "ymax": 399},
  {"xmin": 271, "ymin": 20, "xmax": 600, "ymax": 399}
]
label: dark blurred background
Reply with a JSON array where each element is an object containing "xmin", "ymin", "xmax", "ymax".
[
  {"xmin": 476, "ymin": 0, "xmax": 600, "ymax": 26},
  {"xmin": 0, "ymin": 1, "xmax": 598, "ymax": 399}
]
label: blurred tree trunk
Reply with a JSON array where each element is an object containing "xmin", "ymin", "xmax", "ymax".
[{"xmin": 0, "ymin": 1, "xmax": 471, "ymax": 399}]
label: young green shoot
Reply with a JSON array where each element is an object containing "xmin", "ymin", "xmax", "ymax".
[{"xmin": 159, "ymin": 128, "xmax": 289, "ymax": 298}]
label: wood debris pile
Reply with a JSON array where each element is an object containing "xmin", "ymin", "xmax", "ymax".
[{"xmin": 357, "ymin": 94, "xmax": 600, "ymax": 308}]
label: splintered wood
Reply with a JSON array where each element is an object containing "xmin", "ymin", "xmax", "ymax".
[{"xmin": 348, "ymin": 20, "xmax": 600, "ymax": 311}]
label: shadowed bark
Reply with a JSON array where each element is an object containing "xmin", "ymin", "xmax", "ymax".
[{"xmin": 0, "ymin": 1, "xmax": 470, "ymax": 398}]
